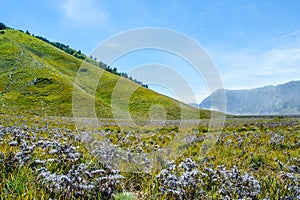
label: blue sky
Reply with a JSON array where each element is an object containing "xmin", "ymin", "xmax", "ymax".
[{"xmin": 1, "ymin": 0, "xmax": 300, "ymax": 103}]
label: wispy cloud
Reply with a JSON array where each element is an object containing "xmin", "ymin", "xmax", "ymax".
[
  {"xmin": 260, "ymin": 48, "xmax": 300, "ymax": 72},
  {"xmin": 214, "ymin": 45, "xmax": 300, "ymax": 89},
  {"xmin": 60, "ymin": 0, "xmax": 108, "ymax": 24},
  {"xmin": 280, "ymin": 30, "xmax": 300, "ymax": 39}
]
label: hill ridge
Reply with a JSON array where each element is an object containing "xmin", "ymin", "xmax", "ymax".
[{"xmin": 0, "ymin": 26, "xmax": 211, "ymax": 119}]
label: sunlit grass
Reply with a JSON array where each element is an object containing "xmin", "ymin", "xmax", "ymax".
[{"xmin": 0, "ymin": 29, "xmax": 208, "ymax": 120}]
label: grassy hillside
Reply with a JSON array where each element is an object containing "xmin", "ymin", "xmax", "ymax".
[{"xmin": 0, "ymin": 29, "xmax": 211, "ymax": 119}]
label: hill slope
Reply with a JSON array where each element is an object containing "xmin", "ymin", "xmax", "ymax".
[
  {"xmin": 199, "ymin": 81, "xmax": 300, "ymax": 115},
  {"xmin": 0, "ymin": 28, "xmax": 211, "ymax": 119}
]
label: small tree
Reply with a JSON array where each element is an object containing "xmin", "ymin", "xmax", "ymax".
[
  {"xmin": 0, "ymin": 22, "xmax": 6, "ymax": 30},
  {"xmin": 26, "ymin": 30, "xmax": 30, "ymax": 35}
]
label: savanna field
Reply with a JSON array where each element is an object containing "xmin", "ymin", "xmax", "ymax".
[
  {"xmin": 0, "ymin": 115, "xmax": 299, "ymax": 199},
  {"xmin": 0, "ymin": 24, "xmax": 299, "ymax": 199}
]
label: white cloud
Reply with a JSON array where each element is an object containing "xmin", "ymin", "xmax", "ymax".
[
  {"xmin": 263, "ymin": 48, "xmax": 300, "ymax": 66},
  {"xmin": 60, "ymin": 0, "xmax": 108, "ymax": 24},
  {"xmin": 213, "ymin": 45, "xmax": 300, "ymax": 89}
]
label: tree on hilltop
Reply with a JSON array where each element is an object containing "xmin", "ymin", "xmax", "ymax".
[{"xmin": 0, "ymin": 22, "xmax": 6, "ymax": 30}]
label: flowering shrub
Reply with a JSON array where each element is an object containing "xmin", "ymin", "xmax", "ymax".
[
  {"xmin": 0, "ymin": 116, "xmax": 299, "ymax": 199},
  {"xmin": 156, "ymin": 158, "xmax": 208, "ymax": 199},
  {"xmin": 37, "ymin": 164, "xmax": 123, "ymax": 198}
]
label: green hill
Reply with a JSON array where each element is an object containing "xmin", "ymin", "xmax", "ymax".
[{"xmin": 0, "ymin": 27, "xmax": 211, "ymax": 120}]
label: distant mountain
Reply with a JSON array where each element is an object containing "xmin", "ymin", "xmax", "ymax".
[{"xmin": 199, "ymin": 81, "xmax": 300, "ymax": 115}]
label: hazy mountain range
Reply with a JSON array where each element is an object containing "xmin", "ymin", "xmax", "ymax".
[{"xmin": 199, "ymin": 81, "xmax": 300, "ymax": 115}]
